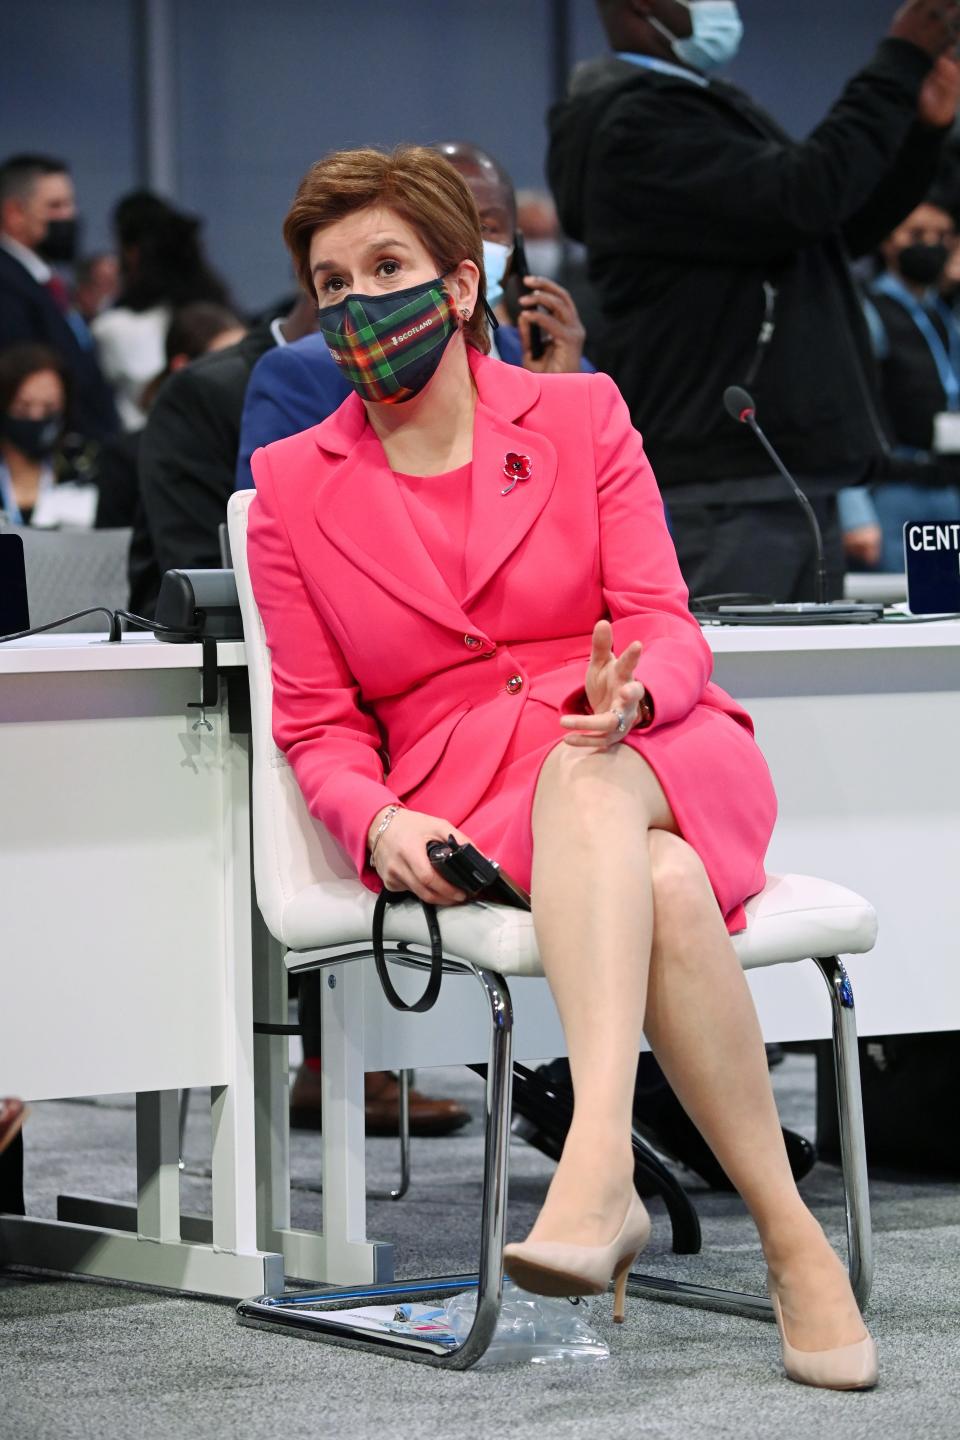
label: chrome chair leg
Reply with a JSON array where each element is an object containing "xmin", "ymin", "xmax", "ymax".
[
  {"xmin": 625, "ymin": 953, "xmax": 873, "ymax": 1321},
  {"xmin": 812, "ymin": 955, "xmax": 873, "ymax": 1311},
  {"xmin": 237, "ymin": 965, "xmax": 514, "ymax": 1367}
]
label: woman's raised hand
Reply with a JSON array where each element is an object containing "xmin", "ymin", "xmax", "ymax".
[
  {"xmin": 560, "ymin": 619, "xmax": 646, "ymax": 750},
  {"xmin": 368, "ymin": 807, "xmax": 470, "ymax": 905}
]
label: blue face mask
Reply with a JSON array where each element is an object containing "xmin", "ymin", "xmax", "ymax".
[
  {"xmin": 482, "ymin": 239, "xmax": 511, "ymax": 310},
  {"xmin": 650, "ymin": 1, "xmax": 743, "ymax": 74}
]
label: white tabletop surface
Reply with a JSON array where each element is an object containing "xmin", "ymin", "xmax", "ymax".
[
  {"xmin": 1, "ymin": 617, "xmax": 958, "ymax": 675},
  {"xmin": 0, "ymin": 631, "xmax": 247, "ymax": 674}
]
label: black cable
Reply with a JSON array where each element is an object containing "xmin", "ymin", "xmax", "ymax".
[
  {"xmin": 0, "ymin": 607, "xmax": 121, "ymax": 643},
  {"xmin": 1, "ymin": 606, "xmax": 198, "ymax": 645},
  {"xmin": 114, "ymin": 608, "xmax": 195, "ymax": 638}
]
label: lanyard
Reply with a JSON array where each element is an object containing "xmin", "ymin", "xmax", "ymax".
[
  {"xmin": 872, "ymin": 273, "xmax": 960, "ymax": 412},
  {"xmin": 613, "ymin": 51, "xmax": 709, "ymax": 88}
]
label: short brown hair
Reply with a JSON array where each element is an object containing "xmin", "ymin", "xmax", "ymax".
[{"xmin": 283, "ymin": 145, "xmax": 490, "ymax": 355}]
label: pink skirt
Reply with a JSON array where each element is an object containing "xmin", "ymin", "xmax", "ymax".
[{"xmin": 458, "ymin": 696, "xmax": 777, "ymax": 935}]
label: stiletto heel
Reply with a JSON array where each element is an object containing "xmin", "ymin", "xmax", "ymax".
[
  {"xmin": 768, "ymin": 1275, "xmax": 878, "ymax": 1390},
  {"xmin": 612, "ymin": 1256, "xmax": 632, "ymax": 1324},
  {"xmin": 503, "ymin": 1192, "xmax": 651, "ymax": 1313}
]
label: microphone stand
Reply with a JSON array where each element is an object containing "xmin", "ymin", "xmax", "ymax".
[
  {"xmin": 740, "ymin": 413, "xmax": 828, "ymax": 605},
  {"xmin": 707, "ymin": 387, "xmax": 884, "ymax": 625}
]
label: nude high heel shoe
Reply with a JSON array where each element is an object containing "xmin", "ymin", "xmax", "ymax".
[
  {"xmin": 768, "ymin": 1277, "xmax": 878, "ymax": 1390},
  {"xmin": 502, "ymin": 1193, "xmax": 651, "ymax": 1323}
]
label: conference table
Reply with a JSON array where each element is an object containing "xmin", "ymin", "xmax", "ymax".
[
  {"xmin": 1, "ymin": 618, "xmax": 957, "ymax": 1295},
  {"xmin": 0, "ymin": 633, "xmax": 280, "ymax": 1297}
]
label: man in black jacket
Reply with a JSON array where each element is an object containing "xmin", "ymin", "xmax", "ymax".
[
  {"xmin": 548, "ymin": 0, "xmax": 960, "ymax": 600},
  {"xmin": 131, "ymin": 318, "xmax": 282, "ymax": 613},
  {"xmin": 0, "ymin": 154, "xmax": 118, "ymax": 444}
]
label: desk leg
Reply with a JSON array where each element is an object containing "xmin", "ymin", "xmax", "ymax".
[
  {"xmin": 254, "ymin": 924, "xmax": 292, "ymax": 1246},
  {"xmin": 320, "ymin": 964, "xmax": 365, "ymax": 1256},
  {"xmin": 136, "ymin": 1091, "xmax": 181, "ymax": 1242},
  {"xmin": 250, "ymin": 947, "xmax": 394, "ymax": 1286},
  {"xmin": 210, "ymin": 722, "xmax": 263, "ymax": 1261}
]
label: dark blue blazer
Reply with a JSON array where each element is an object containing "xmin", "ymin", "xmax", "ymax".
[{"xmin": 234, "ymin": 326, "xmax": 594, "ymax": 489}]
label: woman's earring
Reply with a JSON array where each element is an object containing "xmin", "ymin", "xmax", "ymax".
[{"xmin": 459, "ymin": 307, "xmax": 472, "ymax": 321}]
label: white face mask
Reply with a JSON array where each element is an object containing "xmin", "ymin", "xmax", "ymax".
[
  {"xmin": 482, "ymin": 239, "xmax": 512, "ymax": 309},
  {"xmin": 649, "ymin": 1, "xmax": 743, "ymax": 74}
]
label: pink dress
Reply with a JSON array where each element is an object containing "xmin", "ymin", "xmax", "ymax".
[{"xmin": 394, "ymin": 463, "xmax": 775, "ymax": 934}]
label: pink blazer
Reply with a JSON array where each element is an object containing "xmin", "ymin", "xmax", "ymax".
[{"xmin": 248, "ymin": 347, "xmax": 752, "ymax": 886}]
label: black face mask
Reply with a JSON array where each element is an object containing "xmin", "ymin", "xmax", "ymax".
[
  {"xmin": 36, "ymin": 217, "xmax": 80, "ymax": 265},
  {"xmin": 898, "ymin": 242, "xmax": 949, "ymax": 287},
  {"xmin": 0, "ymin": 412, "xmax": 62, "ymax": 461}
]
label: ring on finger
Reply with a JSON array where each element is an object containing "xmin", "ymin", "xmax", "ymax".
[{"xmin": 614, "ymin": 709, "xmax": 627, "ymax": 735}]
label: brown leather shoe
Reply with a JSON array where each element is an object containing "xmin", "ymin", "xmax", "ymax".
[
  {"xmin": 289, "ymin": 1065, "xmax": 470, "ymax": 1137},
  {"xmin": 0, "ymin": 1099, "xmax": 27, "ymax": 1156}
]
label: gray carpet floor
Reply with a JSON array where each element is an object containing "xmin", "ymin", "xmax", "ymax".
[{"xmin": 2, "ymin": 1056, "xmax": 959, "ymax": 1440}]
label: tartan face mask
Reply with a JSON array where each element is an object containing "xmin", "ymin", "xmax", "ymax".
[{"xmin": 316, "ymin": 275, "xmax": 459, "ymax": 405}]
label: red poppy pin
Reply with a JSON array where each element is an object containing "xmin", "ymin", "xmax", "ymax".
[{"xmin": 501, "ymin": 452, "xmax": 533, "ymax": 496}]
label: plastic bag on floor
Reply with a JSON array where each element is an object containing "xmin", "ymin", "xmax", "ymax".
[{"xmin": 440, "ymin": 1280, "xmax": 609, "ymax": 1367}]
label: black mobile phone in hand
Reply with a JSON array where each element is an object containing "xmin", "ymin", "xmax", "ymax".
[
  {"xmin": 427, "ymin": 837, "xmax": 531, "ymax": 910},
  {"xmin": 511, "ymin": 231, "xmax": 546, "ymax": 361}
]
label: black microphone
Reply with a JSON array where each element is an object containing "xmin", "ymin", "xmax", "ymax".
[{"xmin": 723, "ymin": 385, "xmax": 827, "ymax": 605}]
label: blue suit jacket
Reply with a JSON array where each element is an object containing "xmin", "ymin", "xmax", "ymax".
[{"xmin": 235, "ymin": 325, "xmax": 594, "ymax": 489}]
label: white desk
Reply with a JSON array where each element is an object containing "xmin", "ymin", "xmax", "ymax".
[
  {"xmin": 0, "ymin": 633, "xmax": 282, "ymax": 1297},
  {"xmin": 710, "ymin": 619, "xmax": 960, "ymax": 1042}
]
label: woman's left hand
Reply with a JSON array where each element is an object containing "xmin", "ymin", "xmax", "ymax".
[{"xmin": 560, "ymin": 620, "xmax": 646, "ymax": 750}]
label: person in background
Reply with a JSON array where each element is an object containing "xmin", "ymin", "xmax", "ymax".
[
  {"xmin": 515, "ymin": 189, "xmax": 564, "ymax": 280},
  {"xmin": 548, "ymin": 0, "xmax": 960, "ymax": 602},
  {"xmin": 841, "ymin": 197, "xmax": 960, "ymax": 571},
  {"xmin": 235, "ymin": 141, "xmax": 588, "ymax": 491},
  {"xmin": 130, "ymin": 294, "xmax": 317, "ymax": 615},
  {"xmin": 0, "ymin": 1099, "xmax": 26, "ymax": 1220},
  {"xmin": 72, "ymin": 252, "xmax": 119, "ymax": 324},
  {"xmin": 0, "ymin": 343, "xmax": 97, "ymax": 528},
  {"xmin": 94, "ymin": 191, "xmax": 234, "ymax": 432},
  {"xmin": 95, "ymin": 302, "xmax": 246, "ymax": 532},
  {"xmin": 0, "ymin": 154, "xmax": 118, "ymax": 445}
]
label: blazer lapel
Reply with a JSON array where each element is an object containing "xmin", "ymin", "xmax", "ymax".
[
  {"xmin": 314, "ymin": 430, "xmax": 472, "ymax": 635},
  {"xmin": 311, "ymin": 351, "xmax": 556, "ymax": 626},
  {"xmin": 462, "ymin": 403, "xmax": 558, "ymax": 606}
]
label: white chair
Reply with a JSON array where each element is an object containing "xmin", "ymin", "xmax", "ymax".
[{"xmin": 227, "ymin": 488, "xmax": 877, "ymax": 1369}]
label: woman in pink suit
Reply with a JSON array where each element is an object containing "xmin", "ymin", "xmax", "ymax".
[{"xmin": 247, "ymin": 146, "xmax": 876, "ymax": 1390}]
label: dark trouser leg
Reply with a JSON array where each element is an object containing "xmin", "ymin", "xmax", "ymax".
[
  {"xmin": 0, "ymin": 1132, "xmax": 25, "ymax": 1216},
  {"xmin": 671, "ymin": 497, "xmax": 844, "ymax": 603}
]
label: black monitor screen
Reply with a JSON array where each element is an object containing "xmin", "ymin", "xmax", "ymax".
[{"xmin": 0, "ymin": 534, "xmax": 30, "ymax": 637}]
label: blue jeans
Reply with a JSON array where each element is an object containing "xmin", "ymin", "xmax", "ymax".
[{"xmin": 873, "ymin": 483, "xmax": 960, "ymax": 573}]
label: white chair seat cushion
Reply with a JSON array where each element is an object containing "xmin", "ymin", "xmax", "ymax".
[{"xmin": 280, "ymin": 871, "xmax": 877, "ymax": 978}]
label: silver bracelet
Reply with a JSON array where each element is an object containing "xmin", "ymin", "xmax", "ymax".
[{"xmin": 369, "ymin": 804, "xmax": 401, "ymax": 860}]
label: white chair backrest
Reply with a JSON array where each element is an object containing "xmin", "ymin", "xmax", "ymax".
[{"xmin": 228, "ymin": 489, "xmax": 355, "ymax": 943}]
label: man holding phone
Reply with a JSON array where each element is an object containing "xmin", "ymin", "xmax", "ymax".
[
  {"xmin": 548, "ymin": 0, "xmax": 960, "ymax": 600},
  {"xmin": 434, "ymin": 142, "xmax": 589, "ymax": 376}
]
